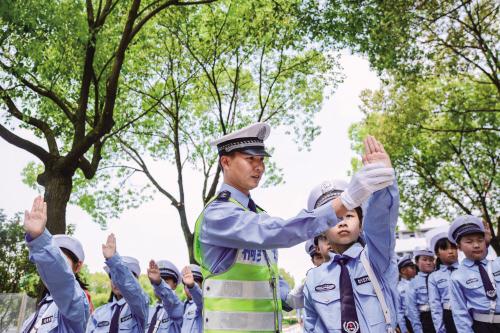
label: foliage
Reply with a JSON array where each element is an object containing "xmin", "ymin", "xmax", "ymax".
[
  {"xmin": 349, "ymin": 76, "xmax": 498, "ymax": 235},
  {"xmin": 279, "ymin": 267, "xmax": 295, "ymax": 289},
  {"xmin": 0, "ymin": 210, "xmax": 37, "ymax": 296}
]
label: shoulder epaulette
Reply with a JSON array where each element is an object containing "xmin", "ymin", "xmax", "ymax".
[{"xmin": 216, "ymin": 190, "xmax": 231, "ymax": 201}]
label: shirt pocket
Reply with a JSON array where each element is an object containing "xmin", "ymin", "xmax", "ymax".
[
  {"xmin": 36, "ymin": 314, "xmax": 58, "ymax": 333},
  {"xmin": 355, "ymin": 280, "xmax": 385, "ymax": 327},
  {"xmin": 415, "ymin": 286, "xmax": 429, "ymax": 305},
  {"xmin": 310, "ymin": 288, "xmax": 341, "ymax": 330},
  {"xmin": 118, "ymin": 314, "xmax": 139, "ymax": 331},
  {"xmin": 462, "ymin": 278, "xmax": 483, "ymax": 299}
]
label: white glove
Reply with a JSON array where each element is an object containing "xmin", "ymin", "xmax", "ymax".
[{"xmin": 340, "ymin": 163, "xmax": 395, "ymax": 210}]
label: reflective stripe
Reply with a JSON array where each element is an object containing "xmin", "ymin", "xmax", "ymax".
[
  {"xmin": 204, "ymin": 279, "xmax": 273, "ymax": 299},
  {"xmin": 204, "ymin": 311, "xmax": 276, "ymax": 331},
  {"xmin": 209, "ymin": 263, "xmax": 272, "ymax": 281},
  {"xmin": 204, "ymin": 298, "xmax": 275, "ymax": 312},
  {"xmin": 473, "ymin": 312, "xmax": 500, "ymax": 323}
]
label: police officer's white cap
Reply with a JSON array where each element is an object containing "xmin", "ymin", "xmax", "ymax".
[
  {"xmin": 397, "ymin": 254, "xmax": 414, "ymax": 270},
  {"xmin": 104, "ymin": 256, "xmax": 141, "ymax": 277},
  {"xmin": 210, "ymin": 122, "xmax": 271, "ymax": 157},
  {"xmin": 189, "ymin": 264, "xmax": 203, "ymax": 281},
  {"xmin": 305, "ymin": 239, "xmax": 316, "ymax": 257},
  {"xmin": 412, "ymin": 247, "xmax": 434, "ymax": 259},
  {"xmin": 425, "ymin": 225, "xmax": 449, "ymax": 253},
  {"xmin": 157, "ymin": 260, "xmax": 181, "ymax": 283},
  {"xmin": 53, "ymin": 234, "xmax": 85, "ymax": 262},
  {"xmin": 307, "ymin": 179, "xmax": 348, "ymax": 210},
  {"xmin": 448, "ymin": 215, "xmax": 484, "ymax": 245}
]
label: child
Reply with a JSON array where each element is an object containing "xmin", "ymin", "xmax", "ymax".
[
  {"xmin": 86, "ymin": 234, "xmax": 149, "ymax": 332},
  {"xmin": 448, "ymin": 215, "xmax": 500, "ymax": 333},
  {"xmin": 405, "ymin": 248, "xmax": 436, "ymax": 333},
  {"xmin": 426, "ymin": 227, "xmax": 458, "ymax": 333},
  {"xmin": 21, "ymin": 196, "xmax": 90, "ymax": 333}
]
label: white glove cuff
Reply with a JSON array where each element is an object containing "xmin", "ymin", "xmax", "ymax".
[{"xmin": 340, "ymin": 191, "xmax": 357, "ymax": 211}]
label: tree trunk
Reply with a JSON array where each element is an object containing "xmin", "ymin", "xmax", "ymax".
[
  {"xmin": 177, "ymin": 205, "xmax": 196, "ymax": 264},
  {"xmin": 39, "ymin": 173, "xmax": 73, "ymax": 235},
  {"xmin": 490, "ymin": 216, "xmax": 500, "ymax": 255}
]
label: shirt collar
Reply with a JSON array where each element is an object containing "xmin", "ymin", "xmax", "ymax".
[
  {"xmin": 326, "ymin": 242, "xmax": 363, "ymax": 268},
  {"xmin": 440, "ymin": 262, "xmax": 459, "ymax": 271},
  {"xmin": 220, "ymin": 183, "xmax": 250, "ymax": 207},
  {"xmin": 463, "ymin": 257, "xmax": 488, "ymax": 267},
  {"xmin": 418, "ymin": 271, "xmax": 429, "ymax": 277},
  {"xmin": 111, "ymin": 296, "xmax": 127, "ymax": 307}
]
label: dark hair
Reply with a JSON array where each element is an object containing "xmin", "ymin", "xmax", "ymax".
[
  {"xmin": 354, "ymin": 206, "xmax": 365, "ymax": 246},
  {"xmin": 434, "ymin": 238, "xmax": 457, "ymax": 254},
  {"xmin": 60, "ymin": 247, "xmax": 89, "ymax": 290}
]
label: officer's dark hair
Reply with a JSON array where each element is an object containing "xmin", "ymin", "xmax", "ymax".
[
  {"xmin": 60, "ymin": 247, "xmax": 89, "ymax": 291},
  {"xmin": 434, "ymin": 238, "xmax": 457, "ymax": 270},
  {"xmin": 218, "ymin": 152, "xmax": 236, "ymax": 173}
]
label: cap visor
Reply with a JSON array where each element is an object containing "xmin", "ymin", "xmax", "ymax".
[{"xmin": 238, "ymin": 147, "xmax": 271, "ymax": 157}]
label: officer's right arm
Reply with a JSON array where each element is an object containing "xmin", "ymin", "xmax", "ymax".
[
  {"xmin": 405, "ymin": 284, "xmax": 423, "ymax": 333},
  {"xmin": 427, "ymin": 274, "xmax": 444, "ymax": 333},
  {"xmin": 303, "ymin": 284, "xmax": 318, "ymax": 333},
  {"xmin": 449, "ymin": 275, "xmax": 473, "ymax": 331},
  {"xmin": 201, "ymin": 200, "xmax": 338, "ymax": 249}
]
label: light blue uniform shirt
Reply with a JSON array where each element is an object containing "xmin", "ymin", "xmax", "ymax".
[
  {"xmin": 149, "ymin": 280, "xmax": 184, "ymax": 333},
  {"xmin": 199, "ymin": 182, "xmax": 338, "ymax": 313},
  {"xmin": 21, "ymin": 229, "xmax": 89, "ymax": 333},
  {"xmin": 428, "ymin": 262, "xmax": 458, "ymax": 333},
  {"xmin": 397, "ymin": 278, "xmax": 411, "ymax": 333},
  {"xmin": 303, "ymin": 183, "xmax": 400, "ymax": 332},
  {"xmin": 181, "ymin": 284, "xmax": 203, "ymax": 333},
  {"xmin": 449, "ymin": 257, "xmax": 500, "ymax": 331},
  {"xmin": 86, "ymin": 254, "xmax": 150, "ymax": 332},
  {"xmin": 405, "ymin": 271, "xmax": 431, "ymax": 333}
]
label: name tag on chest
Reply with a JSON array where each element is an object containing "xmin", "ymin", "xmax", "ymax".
[{"xmin": 355, "ymin": 275, "xmax": 370, "ymax": 285}]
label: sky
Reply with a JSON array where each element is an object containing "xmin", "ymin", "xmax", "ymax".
[{"xmin": 0, "ymin": 51, "xmax": 381, "ymax": 285}]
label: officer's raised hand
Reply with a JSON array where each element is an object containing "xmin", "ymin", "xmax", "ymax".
[
  {"xmin": 102, "ymin": 233, "xmax": 117, "ymax": 259},
  {"xmin": 147, "ymin": 260, "xmax": 162, "ymax": 285},
  {"xmin": 182, "ymin": 266, "xmax": 195, "ymax": 288},
  {"xmin": 340, "ymin": 136, "xmax": 395, "ymax": 210},
  {"xmin": 23, "ymin": 195, "xmax": 47, "ymax": 239},
  {"xmin": 362, "ymin": 135, "xmax": 392, "ymax": 168}
]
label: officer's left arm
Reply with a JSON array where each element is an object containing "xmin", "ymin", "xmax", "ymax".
[
  {"xmin": 362, "ymin": 181, "xmax": 399, "ymax": 273},
  {"xmin": 153, "ymin": 279, "xmax": 185, "ymax": 319},
  {"xmin": 106, "ymin": 254, "xmax": 150, "ymax": 328},
  {"xmin": 188, "ymin": 283, "xmax": 204, "ymax": 315},
  {"xmin": 449, "ymin": 275, "xmax": 473, "ymax": 331},
  {"xmin": 27, "ymin": 229, "xmax": 90, "ymax": 324},
  {"xmin": 427, "ymin": 273, "xmax": 444, "ymax": 333}
]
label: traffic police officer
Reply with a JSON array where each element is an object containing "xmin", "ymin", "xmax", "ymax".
[
  {"xmin": 193, "ymin": 124, "xmax": 394, "ymax": 332},
  {"xmin": 397, "ymin": 254, "xmax": 416, "ymax": 333},
  {"xmin": 448, "ymin": 215, "xmax": 500, "ymax": 333},
  {"xmin": 181, "ymin": 265, "xmax": 204, "ymax": 333},
  {"xmin": 405, "ymin": 248, "xmax": 436, "ymax": 333},
  {"xmin": 86, "ymin": 234, "xmax": 150, "ymax": 332},
  {"xmin": 303, "ymin": 136, "xmax": 399, "ymax": 333},
  {"xmin": 426, "ymin": 227, "xmax": 458, "ymax": 333},
  {"xmin": 146, "ymin": 260, "xmax": 183, "ymax": 333},
  {"xmin": 21, "ymin": 196, "xmax": 90, "ymax": 333}
]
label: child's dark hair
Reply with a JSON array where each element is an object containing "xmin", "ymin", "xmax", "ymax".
[
  {"xmin": 60, "ymin": 247, "xmax": 89, "ymax": 290},
  {"xmin": 433, "ymin": 238, "xmax": 457, "ymax": 269}
]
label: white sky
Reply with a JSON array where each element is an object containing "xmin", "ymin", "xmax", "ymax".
[{"xmin": 0, "ymin": 51, "xmax": 380, "ymax": 285}]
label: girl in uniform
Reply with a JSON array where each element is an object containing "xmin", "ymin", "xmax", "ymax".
[
  {"xmin": 405, "ymin": 248, "xmax": 436, "ymax": 333},
  {"xmin": 86, "ymin": 234, "xmax": 149, "ymax": 332},
  {"xmin": 426, "ymin": 227, "xmax": 458, "ymax": 333},
  {"xmin": 21, "ymin": 196, "xmax": 90, "ymax": 333}
]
